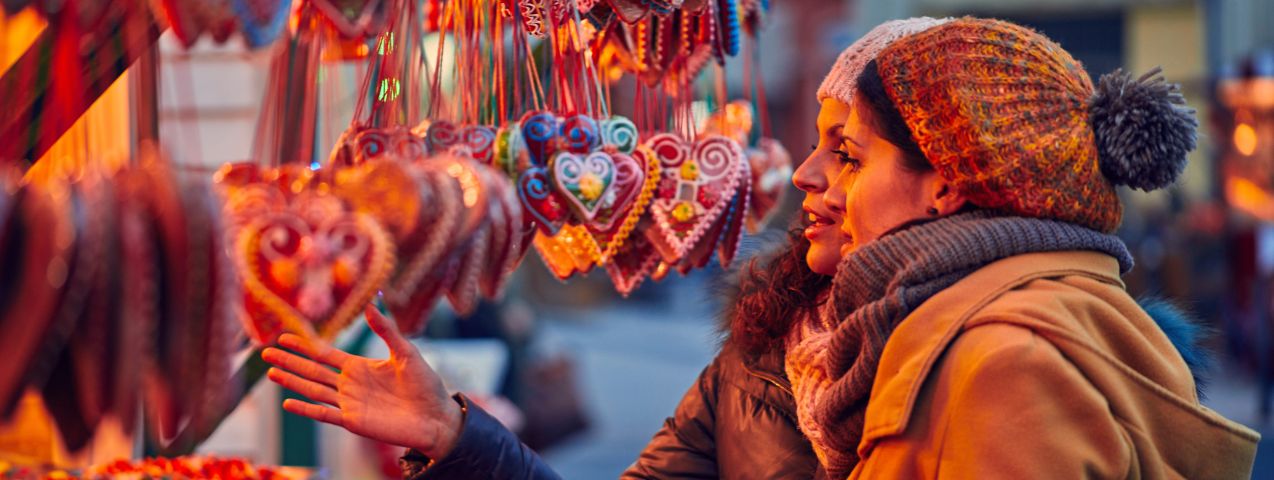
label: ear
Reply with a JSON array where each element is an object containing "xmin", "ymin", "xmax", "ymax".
[{"xmin": 929, "ymin": 175, "xmax": 968, "ymax": 216}]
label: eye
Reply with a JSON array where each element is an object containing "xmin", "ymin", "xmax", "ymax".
[{"xmin": 832, "ymin": 149, "xmax": 861, "ymax": 170}]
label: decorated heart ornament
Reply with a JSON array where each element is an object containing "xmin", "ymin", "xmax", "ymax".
[
  {"xmin": 551, "ymin": 151, "xmax": 617, "ymax": 223},
  {"xmin": 462, "ymin": 125, "xmax": 498, "ymax": 164},
  {"xmin": 559, "ymin": 114, "xmax": 601, "ymax": 154},
  {"xmin": 642, "ymin": 133, "xmax": 743, "ymax": 264},
  {"xmin": 234, "ymin": 189, "xmax": 395, "ymax": 343},
  {"xmin": 520, "ymin": 111, "xmax": 559, "ymax": 167},
  {"xmin": 426, "ymin": 120, "xmax": 462, "ymax": 154},
  {"xmin": 605, "ymin": 230, "xmax": 660, "ymax": 297},
  {"xmin": 533, "ymin": 224, "xmax": 602, "ymax": 281},
  {"xmin": 518, "ymin": 166, "xmax": 569, "ymax": 236},
  {"xmin": 600, "ymin": 116, "xmax": 640, "ymax": 154},
  {"xmin": 591, "ymin": 147, "xmax": 659, "ymax": 262},
  {"xmin": 495, "ymin": 123, "xmax": 525, "ymax": 177},
  {"xmin": 747, "ymin": 137, "xmax": 790, "ymax": 233}
]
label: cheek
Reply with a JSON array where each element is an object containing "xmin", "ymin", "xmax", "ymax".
[{"xmin": 845, "ymin": 168, "xmax": 929, "ymax": 241}]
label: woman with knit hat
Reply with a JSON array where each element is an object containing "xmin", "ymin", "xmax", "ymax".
[
  {"xmin": 792, "ymin": 17, "xmax": 1260, "ymax": 479},
  {"xmin": 260, "ymin": 18, "xmax": 947, "ymax": 480}
]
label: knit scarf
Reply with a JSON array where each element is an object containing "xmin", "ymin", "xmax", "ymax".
[{"xmin": 785, "ymin": 211, "xmax": 1133, "ymax": 478}]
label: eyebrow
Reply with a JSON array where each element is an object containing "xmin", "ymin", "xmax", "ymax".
[{"xmin": 842, "ymin": 134, "xmax": 863, "ymax": 149}]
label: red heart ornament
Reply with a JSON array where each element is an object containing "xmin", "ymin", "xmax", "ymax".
[
  {"xmin": 518, "ymin": 166, "xmax": 569, "ymax": 236},
  {"xmin": 746, "ymin": 138, "xmax": 791, "ymax": 233},
  {"xmin": 642, "ymin": 133, "xmax": 742, "ymax": 264},
  {"xmin": 717, "ymin": 156, "xmax": 751, "ymax": 268},
  {"xmin": 234, "ymin": 189, "xmax": 395, "ymax": 343},
  {"xmin": 605, "ymin": 224, "xmax": 661, "ymax": 297},
  {"xmin": 592, "ymin": 147, "xmax": 659, "ymax": 262}
]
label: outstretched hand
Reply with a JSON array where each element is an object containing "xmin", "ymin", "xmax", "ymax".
[{"xmin": 262, "ymin": 305, "xmax": 463, "ymax": 459}]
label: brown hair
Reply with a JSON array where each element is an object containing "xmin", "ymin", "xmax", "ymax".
[
  {"xmin": 856, "ymin": 59, "xmax": 931, "ymax": 172},
  {"xmin": 726, "ymin": 224, "xmax": 831, "ymax": 355}
]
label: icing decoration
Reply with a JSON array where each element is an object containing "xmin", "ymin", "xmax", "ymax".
[
  {"xmin": 717, "ymin": 154, "xmax": 750, "ymax": 267},
  {"xmin": 517, "ymin": 166, "xmax": 568, "ymax": 235},
  {"xmin": 426, "ymin": 120, "xmax": 462, "ymax": 155},
  {"xmin": 599, "ymin": 116, "xmax": 640, "ymax": 154},
  {"xmin": 593, "ymin": 146, "xmax": 660, "ymax": 262},
  {"xmin": 520, "ymin": 111, "xmax": 559, "ymax": 167},
  {"xmin": 519, "ymin": 0, "xmax": 549, "ymax": 37},
  {"xmin": 642, "ymin": 133, "xmax": 742, "ymax": 264},
  {"xmin": 551, "ymin": 151, "xmax": 617, "ymax": 222},
  {"xmin": 462, "ymin": 125, "xmax": 498, "ymax": 164},
  {"xmin": 607, "ymin": 0, "xmax": 649, "ymax": 24},
  {"xmin": 559, "ymin": 113, "xmax": 602, "ymax": 154},
  {"xmin": 604, "ymin": 230, "xmax": 660, "ymax": 296},
  {"xmin": 233, "ymin": 186, "xmax": 395, "ymax": 343}
]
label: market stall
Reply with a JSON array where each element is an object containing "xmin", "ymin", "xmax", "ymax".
[{"xmin": 0, "ymin": 0, "xmax": 790, "ymax": 477}]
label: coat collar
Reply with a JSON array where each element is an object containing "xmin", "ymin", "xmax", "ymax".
[{"xmin": 859, "ymin": 250, "xmax": 1124, "ymax": 444}]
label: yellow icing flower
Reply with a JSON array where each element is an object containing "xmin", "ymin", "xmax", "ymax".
[
  {"xmin": 672, "ymin": 201, "xmax": 696, "ymax": 223},
  {"xmin": 680, "ymin": 161, "xmax": 700, "ymax": 181},
  {"xmin": 579, "ymin": 173, "xmax": 604, "ymax": 201}
]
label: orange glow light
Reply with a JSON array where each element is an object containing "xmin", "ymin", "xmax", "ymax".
[{"xmin": 1235, "ymin": 123, "xmax": 1259, "ymax": 156}]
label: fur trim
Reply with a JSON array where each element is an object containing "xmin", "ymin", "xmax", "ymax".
[{"xmin": 1138, "ymin": 296, "xmax": 1216, "ymax": 398}]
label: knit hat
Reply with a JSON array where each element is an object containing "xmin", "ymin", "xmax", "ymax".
[
  {"xmin": 816, "ymin": 17, "xmax": 951, "ymax": 105},
  {"xmin": 874, "ymin": 17, "xmax": 1198, "ymax": 233}
]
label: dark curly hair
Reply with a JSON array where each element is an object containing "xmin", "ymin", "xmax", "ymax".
[{"xmin": 724, "ymin": 223, "xmax": 832, "ymax": 356}]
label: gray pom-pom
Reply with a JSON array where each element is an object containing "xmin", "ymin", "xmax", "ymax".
[{"xmin": 1089, "ymin": 67, "xmax": 1198, "ymax": 192}]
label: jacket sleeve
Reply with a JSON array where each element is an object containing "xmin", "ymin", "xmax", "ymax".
[
  {"xmin": 621, "ymin": 353, "xmax": 723, "ymax": 479},
  {"xmin": 854, "ymin": 323, "xmax": 1133, "ymax": 479},
  {"xmin": 401, "ymin": 394, "xmax": 563, "ymax": 480}
]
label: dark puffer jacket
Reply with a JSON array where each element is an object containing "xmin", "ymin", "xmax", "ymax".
[{"xmin": 401, "ymin": 340, "xmax": 820, "ymax": 479}]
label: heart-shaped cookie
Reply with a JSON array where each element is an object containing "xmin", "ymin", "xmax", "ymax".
[
  {"xmin": 533, "ymin": 224, "xmax": 601, "ymax": 281},
  {"xmin": 746, "ymin": 137, "xmax": 790, "ymax": 233},
  {"xmin": 234, "ymin": 190, "xmax": 395, "ymax": 343},
  {"xmin": 599, "ymin": 116, "xmax": 640, "ymax": 154},
  {"xmin": 717, "ymin": 155, "xmax": 750, "ymax": 268},
  {"xmin": 495, "ymin": 123, "xmax": 525, "ymax": 177},
  {"xmin": 591, "ymin": 147, "xmax": 659, "ymax": 262},
  {"xmin": 520, "ymin": 111, "xmax": 560, "ymax": 167},
  {"xmin": 604, "ymin": 221, "xmax": 661, "ymax": 297},
  {"xmin": 462, "ymin": 125, "xmax": 498, "ymax": 164},
  {"xmin": 559, "ymin": 114, "xmax": 601, "ymax": 154},
  {"xmin": 426, "ymin": 120, "xmax": 463, "ymax": 154},
  {"xmin": 518, "ymin": 166, "xmax": 569, "ymax": 236},
  {"xmin": 643, "ymin": 133, "xmax": 743, "ymax": 264},
  {"xmin": 551, "ymin": 151, "xmax": 617, "ymax": 223},
  {"xmin": 607, "ymin": 0, "xmax": 649, "ymax": 24}
]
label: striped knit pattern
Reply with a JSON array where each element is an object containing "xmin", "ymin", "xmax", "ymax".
[
  {"xmin": 787, "ymin": 211, "xmax": 1133, "ymax": 478},
  {"xmin": 875, "ymin": 18, "xmax": 1124, "ymax": 233}
]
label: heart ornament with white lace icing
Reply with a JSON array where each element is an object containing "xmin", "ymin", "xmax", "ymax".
[{"xmin": 641, "ymin": 133, "xmax": 742, "ymax": 264}]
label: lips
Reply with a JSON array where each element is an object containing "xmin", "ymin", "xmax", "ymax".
[{"xmin": 805, "ymin": 208, "xmax": 835, "ymax": 228}]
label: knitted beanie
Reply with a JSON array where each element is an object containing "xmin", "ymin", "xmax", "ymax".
[
  {"xmin": 874, "ymin": 17, "xmax": 1198, "ymax": 233},
  {"xmin": 816, "ymin": 17, "xmax": 951, "ymax": 105}
]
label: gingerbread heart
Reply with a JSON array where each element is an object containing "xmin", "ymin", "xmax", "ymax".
[
  {"xmin": 533, "ymin": 224, "xmax": 601, "ymax": 281},
  {"xmin": 551, "ymin": 151, "xmax": 617, "ymax": 223},
  {"xmin": 377, "ymin": 169, "xmax": 464, "ymax": 335},
  {"xmin": 462, "ymin": 125, "xmax": 498, "ymax": 164},
  {"xmin": 607, "ymin": 0, "xmax": 649, "ymax": 24},
  {"xmin": 599, "ymin": 116, "xmax": 640, "ymax": 154},
  {"xmin": 559, "ymin": 114, "xmax": 601, "ymax": 154},
  {"xmin": 495, "ymin": 123, "xmax": 525, "ymax": 177},
  {"xmin": 591, "ymin": 148, "xmax": 659, "ymax": 262},
  {"xmin": 642, "ymin": 133, "xmax": 743, "ymax": 264},
  {"xmin": 426, "ymin": 120, "xmax": 463, "ymax": 154},
  {"xmin": 520, "ymin": 111, "xmax": 559, "ymax": 167},
  {"xmin": 518, "ymin": 166, "xmax": 569, "ymax": 236},
  {"xmin": 519, "ymin": 0, "xmax": 550, "ymax": 37},
  {"xmin": 718, "ymin": 155, "xmax": 750, "ymax": 267},
  {"xmin": 604, "ymin": 221, "xmax": 661, "ymax": 297},
  {"xmin": 746, "ymin": 138, "xmax": 790, "ymax": 233},
  {"xmin": 234, "ymin": 190, "xmax": 395, "ymax": 343},
  {"xmin": 311, "ymin": 0, "xmax": 383, "ymax": 39}
]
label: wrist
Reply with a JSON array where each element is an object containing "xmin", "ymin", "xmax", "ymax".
[{"xmin": 415, "ymin": 394, "xmax": 465, "ymax": 460}]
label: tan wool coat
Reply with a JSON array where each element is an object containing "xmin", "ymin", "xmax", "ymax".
[{"xmin": 848, "ymin": 251, "xmax": 1260, "ymax": 479}]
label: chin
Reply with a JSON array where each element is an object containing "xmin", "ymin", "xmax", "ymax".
[{"xmin": 805, "ymin": 245, "xmax": 840, "ymax": 276}]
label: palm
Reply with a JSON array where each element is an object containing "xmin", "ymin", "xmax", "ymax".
[{"xmin": 262, "ymin": 306, "xmax": 462, "ymax": 458}]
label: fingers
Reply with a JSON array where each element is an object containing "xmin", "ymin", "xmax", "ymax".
[
  {"xmin": 262, "ymin": 347, "xmax": 340, "ymax": 388},
  {"xmin": 282, "ymin": 399, "xmax": 343, "ymax": 428},
  {"xmin": 267, "ymin": 367, "xmax": 340, "ymax": 406},
  {"xmin": 364, "ymin": 304, "xmax": 417, "ymax": 358},
  {"xmin": 277, "ymin": 333, "xmax": 353, "ymax": 370}
]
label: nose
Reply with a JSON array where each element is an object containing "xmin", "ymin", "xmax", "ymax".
[
  {"xmin": 823, "ymin": 168, "xmax": 849, "ymax": 216},
  {"xmin": 792, "ymin": 154, "xmax": 826, "ymax": 193}
]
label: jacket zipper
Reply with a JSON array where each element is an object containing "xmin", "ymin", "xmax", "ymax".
[{"xmin": 743, "ymin": 364, "xmax": 794, "ymax": 397}]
